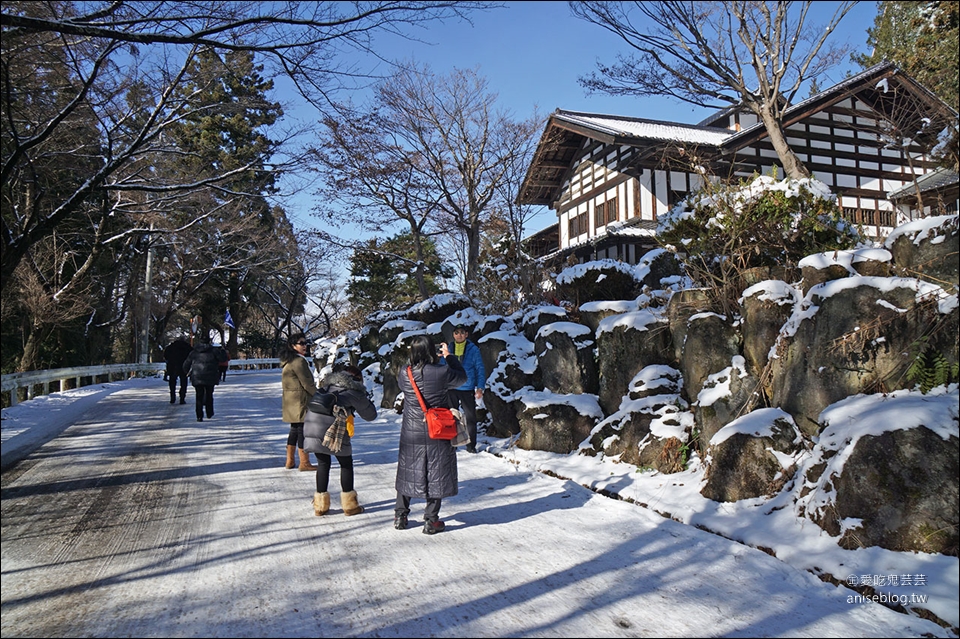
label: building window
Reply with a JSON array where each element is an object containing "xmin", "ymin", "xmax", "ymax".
[
  {"xmin": 843, "ymin": 208, "xmax": 897, "ymax": 227},
  {"xmin": 605, "ymin": 197, "xmax": 618, "ymax": 225},
  {"xmin": 568, "ymin": 211, "xmax": 588, "ymax": 238},
  {"xmin": 594, "ymin": 202, "xmax": 606, "ymax": 228},
  {"xmin": 595, "ymin": 198, "xmax": 619, "ymax": 228}
]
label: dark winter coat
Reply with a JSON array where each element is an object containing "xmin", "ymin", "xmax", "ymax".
[
  {"xmin": 164, "ymin": 340, "xmax": 193, "ymax": 376},
  {"xmin": 302, "ymin": 371, "xmax": 378, "ymax": 456},
  {"xmin": 395, "ymin": 355, "xmax": 467, "ymax": 499},
  {"xmin": 281, "ymin": 354, "xmax": 316, "ymax": 423},
  {"xmin": 183, "ymin": 343, "xmax": 228, "ymax": 387}
]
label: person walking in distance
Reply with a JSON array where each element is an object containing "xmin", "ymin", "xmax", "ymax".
[
  {"xmin": 279, "ymin": 332, "xmax": 318, "ymax": 471},
  {"xmin": 218, "ymin": 348, "xmax": 230, "ymax": 382},
  {"xmin": 303, "ymin": 365, "xmax": 377, "ymax": 517},
  {"xmin": 395, "ymin": 335, "xmax": 467, "ymax": 534},
  {"xmin": 183, "ymin": 334, "xmax": 228, "ymax": 422},
  {"xmin": 164, "ymin": 337, "xmax": 193, "ymax": 405},
  {"xmin": 447, "ymin": 324, "xmax": 486, "ymax": 453}
]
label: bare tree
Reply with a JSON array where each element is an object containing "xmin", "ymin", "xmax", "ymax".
[
  {"xmin": 570, "ymin": 1, "xmax": 858, "ymax": 179},
  {"xmin": 374, "ymin": 63, "xmax": 541, "ymax": 294},
  {"xmin": 311, "ymin": 102, "xmax": 445, "ymax": 301},
  {"xmin": 1, "ymin": 1, "xmax": 493, "ymax": 290}
]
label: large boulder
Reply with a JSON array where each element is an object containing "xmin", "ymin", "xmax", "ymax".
[
  {"xmin": 798, "ymin": 248, "xmax": 893, "ymax": 295},
  {"xmin": 770, "ymin": 276, "xmax": 954, "ymax": 435},
  {"xmin": 694, "ymin": 356, "xmax": 761, "ymax": 451},
  {"xmin": 554, "ymin": 259, "xmax": 641, "ymax": 306},
  {"xmin": 801, "ymin": 388, "xmax": 959, "ymax": 556},
  {"xmin": 406, "ymin": 293, "xmax": 472, "ymax": 325},
  {"xmin": 535, "ymin": 322, "xmax": 598, "ymax": 395},
  {"xmin": 578, "ymin": 299, "xmax": 638, "ymax": 335},
  {"xmin": 584, "ymin": 366, "xmax": 693, "ymax": 474},
  {"xmin": 518, "ymin": 305, "xmax": 568, "ymax": 342},
  {"xmin": 678, "ymin": 312, "xmax": 740, "ymax": 405},
  {"xmin": 595, "ymin": 309, "xmax": 674, "ymax": 415},
  {"xmin": 740, "ymin": 280, "xmax": 801, "ymax": 377},
  {"xmin": 477, "ymin": 330, "xmax": 512, "ymax": 394},
  {"xmin": 885, "ymin": 214, "xmax": 959, "ymax": 290},
  {"xmin": 665, "ymin": 288, "xmax": 713, "ymax": 363},
  {"xmin": 516, "ymin": 390, "xmax": 603, "ymax": 454},
  {"xmin": 484, "ymin": 336, "xmax": 538, "ymax": 438},
  {"xmin": 379, "ymin": 327, "xmax": 440, "ymax": 410},
  {"xmin": 700, "ymin": 408, "xmax": 805, "ymax": 502},
  {"xmin": 634, "ymin": 248, "xmax": 685, "ymax": 290}
]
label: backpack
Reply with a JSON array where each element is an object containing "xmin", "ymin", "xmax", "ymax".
[{"xmin": 307, "ymin": 389, "xmax": 338, "ymax": 415}]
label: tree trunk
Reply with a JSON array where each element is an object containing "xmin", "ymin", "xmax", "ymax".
[
  {"xmin": 760, "ymin": 110, "xmax": 811, "ymax": 180},
  {"xmin": 413, "ymin": 234, "xmax": 431, "ymax": 300},
  {"xmin": 18, "ymin": 322, "xmax": 51, "ymax": 373},
  {"xmin": 465, "ymin": 217, "xmax": 482, "ymax": 295}
]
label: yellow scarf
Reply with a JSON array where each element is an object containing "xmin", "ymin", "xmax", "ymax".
[{"xmin": 454, "ymin": 341, "xmax": 466, "ymax": 358}]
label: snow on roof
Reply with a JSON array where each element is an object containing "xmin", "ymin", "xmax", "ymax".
[
  {"xmin": 887, "ymin": 168, "xmax": 959, "ymax": 200},
  {"xmin": 554, "ymin": 110, "xmax": 732, "ymax": 146}
]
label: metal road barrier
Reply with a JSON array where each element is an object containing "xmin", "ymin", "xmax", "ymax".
[{"xmin": 1, "ymin": 358, "xmax": 281, "ymax": 407}]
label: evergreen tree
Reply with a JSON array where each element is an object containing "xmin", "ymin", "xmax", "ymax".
[
  {"xmin": 857, "ymin": 1, "xmax": 959, "ymax": 110},
  {"xmin": 347, "ymin": 233, "xmax": 452, "ymax": 316}
]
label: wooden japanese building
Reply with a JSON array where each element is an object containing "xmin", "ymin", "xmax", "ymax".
[{"xmin": 519, "ymin": 62, "xmax": 958, "ymax": 265}]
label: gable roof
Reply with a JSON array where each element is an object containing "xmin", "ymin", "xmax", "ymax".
[
  {"xmin": 519, "ymin": 111, "xmax": 731, "ymax": 206},
  {"xmin": 886, "ymin": 166, "xmax": 960, "ymax": 201},
  {"xmin": 721, "ymin": 61, "xmax": 957, "ymax": 152},
  {"xmin": 519, "ymin": 62, "xmax": 958, "ymax": 208}
]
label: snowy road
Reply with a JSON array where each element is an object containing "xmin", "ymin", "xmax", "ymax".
[{"xmin": 1, "ymin": 371, "xmax": 951, "ymax": 637}]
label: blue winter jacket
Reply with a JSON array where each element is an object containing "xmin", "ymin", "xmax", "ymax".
[{"xmin": 452, "ymin": 339, "xmax": 485, "ymax": 391}]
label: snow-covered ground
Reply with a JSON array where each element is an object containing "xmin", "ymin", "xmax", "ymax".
[{"xmin": 2, "ymin": 371, "xmax": 956, "ymax": 637}]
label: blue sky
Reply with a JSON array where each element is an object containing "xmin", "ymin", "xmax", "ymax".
[
  {"xmin": 279, "ymin": 1, "xmax": 881, "ymax": 236},
  {"xmin": 375, "ymin": 1, "xmax": 880, "ymax": 121}
]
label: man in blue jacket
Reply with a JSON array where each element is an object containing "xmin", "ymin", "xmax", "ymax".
[{"xmin": 447, "ymin": 324, "xmax": 486, "ymax": 453}]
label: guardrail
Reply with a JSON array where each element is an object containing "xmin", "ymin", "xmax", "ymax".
[{"xmin": 1, "ymin": 358, "xmax": 281, "ymax": 408}]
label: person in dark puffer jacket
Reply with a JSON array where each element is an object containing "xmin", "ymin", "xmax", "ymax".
[
  {"xmin": 183, "ymin": 334, "xmax": 228, "ymax": 422},
  {"xmin": 394, "ymin": 334, "xmax": 467, "ymax": 535},
  {"xmin": 303, "ymin": 365, "xmax": 377, "ymax": 517}
]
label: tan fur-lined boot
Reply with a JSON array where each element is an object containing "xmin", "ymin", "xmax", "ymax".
[
  {"xmin": 342, "ymin": 490, "xmax": 364, "ymax": 516},
  {"xmin": 298, "ymin": 448, "xmax": 317, "ymax": 471},
  {"xmin": 284, "ymin": 445, "xmax": 296, "ymax": 469},
  {"xmin": 313, "ymin": 492, "xmax": 330, "ymax": 516}
]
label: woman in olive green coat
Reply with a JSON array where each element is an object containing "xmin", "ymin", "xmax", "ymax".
[{"xmin": 280, "ymin": 332, "xmax": 318, "ymax": 470}]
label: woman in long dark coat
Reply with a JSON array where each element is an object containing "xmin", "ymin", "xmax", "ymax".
[{"xmin": 395, "ymin": 334, "xmax": 467, "ymax": 535}]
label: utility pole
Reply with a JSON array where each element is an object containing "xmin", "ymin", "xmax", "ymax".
[{"xmin": 140, "ymin": 224, "xmax": 155, "ymax": 364}]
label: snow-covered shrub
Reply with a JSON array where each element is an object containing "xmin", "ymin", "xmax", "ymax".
[
  {"xmin": 659, "ymin": 174, "xmax": 859, "ymax": 273},
  {"xmin": 658, "ymin": 174, "xmax": 860, "ymax": 315}
]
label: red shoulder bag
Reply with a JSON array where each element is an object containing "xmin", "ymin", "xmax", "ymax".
[{"xmin": 406, "ymin": 366, "xmax": 457, "ymax": 440}]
